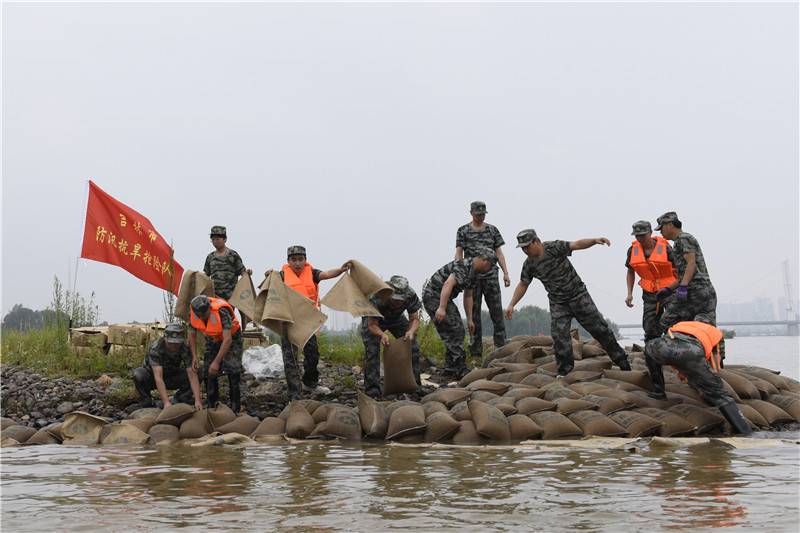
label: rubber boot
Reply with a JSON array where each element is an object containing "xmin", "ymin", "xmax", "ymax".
[
  {"xmin": 132, "ymin": 374, "xmax": 155, "ymax": 407},
  {"xmin": 206, "ymin": 377, "xmax": 220, "ymax": 409},
  {"xmin": 645, "ymin": 356, "xmax": 667, "ymax": 399},
  {"xmin": 172, "ymin": 386, "xmax": 194, "ymax": 405},
  {"xmin": 228, "ymin": 373, "xmax": 241, "ymax": 413},
  {"xmin": 718, "ymin": 401, "xmax": 753, "ymax": 435}
]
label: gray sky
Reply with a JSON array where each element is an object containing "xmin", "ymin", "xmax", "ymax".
[{"xmin": 2, "ymin": 1, "xmax": 798, "ymax": 329}]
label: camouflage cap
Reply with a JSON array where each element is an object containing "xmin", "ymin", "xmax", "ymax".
[
  {"xmin": 470, "ymin": 201, "xmax": 487, "ymax": 214},
  {"xmin": 478, "ymin": 247, "xmax": 498, "ymax": 266},
  {"xmin": 190, "ymin": 295, "xmax": 211, "ymax": 315},
  {"xmin": 387, "ymin": 275, "xmax": 410, "ymax": 300},
  {"xmin": 209, "ymin": 225, "xmax": 227, "ymax": 237},
  {"xmin": 164, "ymin": 323, "xmax": 185, "ymax": 344},
  {"xmin": 287, "ymin": 245, "xmax": 307, "ymax": 257},
  {"xmin": 516, "ymin": 229, "xmax": 538, "ymax": 248},
  {"xmin": 655, "ymin": 212, "xmax": 678, "ymax": 231},
  {"xmin": 631, "ymin": 220, "xmax": 652, "ymax": 236}
]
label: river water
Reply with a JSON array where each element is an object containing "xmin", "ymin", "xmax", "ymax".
[{"xmin": 2, "ymin": 336, "xmax": 799, "ymax": 532}]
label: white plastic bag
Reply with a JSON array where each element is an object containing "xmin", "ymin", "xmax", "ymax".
[{"xmin": 242, "ymin": 344, "xmax": 284, "ymax": 378}]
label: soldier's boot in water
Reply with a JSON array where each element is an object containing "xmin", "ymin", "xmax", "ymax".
[{"xmin": 718, "ymin": 401, "xmax": 753, "ymax": 435}]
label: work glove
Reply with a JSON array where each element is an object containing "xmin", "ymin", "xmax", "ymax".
[
  {"xmin": 655, "ymin": 288, "xmax": 671, "ymax": 302},
  {"xmin": 675, "ymin": 286, "xmax": 688, "ymax": 302}
]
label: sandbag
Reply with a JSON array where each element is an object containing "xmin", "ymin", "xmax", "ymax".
[
  {"xmin": 491, "ymin": 369, "xmax": 538, "ymax": 384},
  {"xmin": 423, "ymin": 401, "xmax": 449, "ymax": 416},
  {"xmin": 121, "ymin": 418, "xmax": 156, "ymax": 433},
  {"xmin": 579, "ymin": 394, "xmax": 627, "ymax": 415},
  {"xmin": 581, "ymin": 343, "xmax": 607, "ymax": 357},
  {"xmin": 541, "ymin": 385, "xmax": 582, "ymax": 401},
  {"xmin": 180, "ymin": 410, "xmax": 212, "ymax": 439},
  {"xmin": 307, "ymin": 421, "xmax": 330, "ymax": 440},
  {"xmin": 667, "ymin": 405, "xmax": 725, "ymax": 435},
  {"xmin": 634, "ymin": 408, "xmax": 697, "ymax": 437},
  {"xmin": 384, "ymin": 400, "xmax": 420, "ymax": 415},
  {"xmin": 564, "ymin": 371, "xmax": 603, "ymax": 384},
  {"xmin": 216, "ymin": 414, "xmax": 261, "ymax": 436},
  {"xmin": 588, "ymin": 389, "xmax": 636, "ymax": 409},
  {"xmin": 1, "ymin": 417, "xmax": 16, "ymax": 430},
  {"xmin": 514, "ymin": 396, "xmax": 557, "ymax": 416},
  {"xmin": 489, "ymin": 362, "xmax": 539, "ymax": 373},
  {"xmin": 470, "ymin": 390, "xmax": 501, "ymax": 403},
  {"xmin": 450, "ymin": 402, "xmax": 472, "ymax": 421},
  {"xmin": 386, "ymin": 404, "xmax": 427, "ymax": 440},
  {"xmin": 156, "ymin": 403, "xmax": 196, "ymax": 428},
  {"xmin": 103, "ymin": 423, "xmax": 150, "ymax": 445},
  {"xmin": 465, "ymin": 379, "xmax": 511, "ymax": 395},
  {"xmin": 492, "ymin": 348, "xmax": 535, "ymax": 365},
  {"xmin": 567, "ymin": 382, "xmax": 610, "ymax": 396},
  {"xmin": 607, "ymin": 411, "xmax": 664, "ymax": 438},
  {"xmin": 148, "ymin": 424, "xmax": 181, "ymax": 444},
  {"xmin": 554, "ymin": 398, "xmax": 599, "ymax": 416},
  {"xmin": 383, "ymin": 338, "xmax": 419, "ymax": 396},
  {"xmin": 358, "ymin": 392, "xmax": 390, "ymax": 439},
  {"xmin": 251, "ymin": 417, "xmax": 287, "ymax": 436},
  {"xmin": 128, "ymin": 407, "xmax": 162, "ymax": 420},
  {"xmin": 568, "ymin": 410, "xmax": 627, "ymax": 437},
  {"xmin": 62, "ymin": 412, "xmax": 107, "ymax": 445},
  {"xmin": 765, "ymin": 394, "xmax": 800, "ymax": 422},
  {"xmin": 735, "ymin": 404, "xmax": 771, "ymax": 430},
  {"xmin": 530, "ymin": 411, "xmax": 583, "ymax": 439},
  {"xmin": 734, "ymin": 373, "xmax": 779, "ymax": 398},
  {"xmin": 520, "ymin": 373, "xmax": 557, "ymax": 388},
  {"xmin": 486, "ymin": 397, "xmax": 518, "ymax": 416},
  {"xmin": 424, "ymin": 411, "xmax": 461, "ymax": 442},
  {"xmin": 421, "ymin": 388, "xmax": 472, "ymax": 408},
  {"xmin": 601, "ymin": 369, "xmax": 654, "ymax": 391},
  {"xmin": 458, "ymin": 367, "xmax": 506, "ymax": 387},
  {"xmin": 26, "ymin": 427, "xmax": 62, "ymax": 445},
  {"xmin": 742, "ymin": 399, "xmax": 794, "ymax": 426},
  {"xmin": 717, "ymin": 369, "xmax": 761, "ymax": 400},
  {"xmin": 308, "ymin": 404, "xmax": 327, "ymax": 424},
  {"xmin": 324, "ymin": 405, "xmax": 362, "ymax": 441},
  {"xmin": 736, "ymin": 367, "xmax": 791, "ymax": 390},
  {"xmin": 278, "ymin": 399, "xmax": 323, "ymax": 421},
  {"xmin": 1, "ymin": 425, "xmax": 36, "ymax": 444},
  {"xmin": 503, "ymin": 388, "xmax": 544, "ymax": 401},
  {"xmin": 450, "ymin": 419, "xmax": 482, "ymax": 444},
  {"xmin": 594, "ymin": 378, "xmax": 645, "ymax": 393},
  {"xmin": 286, "ymin": 400, "xmax": 316, "ymax": 439},
  {"xmin": 571, "ymin": 340, "xmax": 584, "ymax": 361},
  {"xmin": 482, "ymin": 341, "xmax": 526, "ymax": 368},
  {"xmin": 507, "ymin": 414, "xmax": 543, "ymax": 440},
  {"xmin": 574, "ymin": 359, "xmax": 613, "ymax": 372},
  {"xmin": 468, "ymin": 400, "xmax": 511, "ymax": 440},
  {"xmin": 626, "ymin": 390, "xmax": 684, "ymax": 409}
]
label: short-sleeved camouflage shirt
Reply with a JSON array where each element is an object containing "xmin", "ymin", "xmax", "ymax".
[
  {"xmin": 456, "ymin": 223, "xmax": 505, "ymax": 279},
  {"xmin": 520, "ymin": 240, "xmax": 586, "ymax": 304},
  {"xmin": 672, "ymin": 232, "xmax": 711, "ymax": 287},
  {"xmin": 204, "ymin": 248, "xmax": 246, "ymax": 301},
  {"xmin": 143, "ymin": 338, "xmax": 192, "ymax": 373},
  {"xmin": 424, "ymin": 258, "xmax": 479, "ymax": 300},
  {"xmin": 365, "ymin": 288, "xmax": 421, "ymax": 325}
]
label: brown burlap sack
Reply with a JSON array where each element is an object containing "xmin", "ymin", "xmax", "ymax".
[
  {"xmin": 451, "ymin": 419, "xmax": 482, "ymax": 444},
  {"xmin": 62, "ymin": 412, "xmax": 108, "ymax": 445},
  {"xmin": 468, "ymin": 400, "xmax": 511, "ymax": 440},
  {"xmin": 567, "ymin": 410, "xmax": 627, "ymax": 437},
  {"xmin": 765, "ymin": 394, "xmax": 800, "ymax": 422},
  {"xmin": 385, "ymin": 400, "xmax": 420, "ymax": 414},
  {"xmin": 554, "ymin": 398, "xmax": 599, "ymax": 415},
  {"xmin": 492, "ymin": 369, "xmax": 537, "ymax": 384},
  {"xmin": 742, "ymin": 399, "xmax": 794, "ymax": 425},
  {"xmin": 26, "ymin": 427, "xmax": 61, "ymax": 445},
  {"xmin": 717, "ymin": 369, "xmax": 761, "ymax": 400},
  {"xmin": 324, "ymin": 406, "xmax": 362, "ymax": 441},
  {"xmin": 470, "ymin": 390, "xmax": 501, "ymax": 403},
  {"xmin": 129, "ymin": 407, "xmax": 162, "ymax": 420},
  {"xmin": 250, "ymin": 417, "xmax": 287, "ymax": 437},
  {"xmin": 121, "ymin": 418, "xmax": 156, "ymax": 433},
  {"xmin": 466, "ymin": 379, "xmax": 511, "ymax": 395},
  {"xmin": 781, "ymin": 376, "xmax": 800, "ymax": 393},
  {"xmin": 311, "ymin": 404, "xmax": 329, "ymax": 425},
  {"xmin": 601, "ymin": 369, "xmax": 654, "ymax": 391},
  {"xmin": 421, "ymin": 388, "xmax": 472, "ymax": 408},
  {"xmin": 216, "ymin": 414, "xmax": 261, "ymax": 436},
  {"xmin": 581, "ymin": 343, "xmax": 607, "ymax": 357},
  {"xmin": 626, "ymin": 390, "xmax": 684, "ymax": 409},
  {"xmin": 458, "ymin": 367, "xmax": 506, "ymax": 387},
  {"xmin": 520, "ymin": 373, "xmax": 557, "ymax": 388},
  {"xmin": 286, "ymin": 400, "xmax": 317, "ymax": 439},
  {"xmin": 567, "ymin": 382, "xmax": 610, "ymax": 396},
  {"xmin": 508, "ymin": 334, "xmax": 553, "ymax": 346},
  {"xmin": 588, "ymin": 388, "xmax": 636, "ymax": 409},
  {"xmin": 579, "ymin": 394, "xmax": 627, "ymax": 415},
  {"xmin": 564, "ymin": 370, "xmax": 603, "ymax": 384},
  {"xmin": 307, "ymin": 421, "xmax": 330, "ymax": 440},
  {"xmin": 1, "ymin": 425, "xmax": 37, "ymax": 444},
  {"xmin": 103, "ymin": 423, "xmax": 150, "ymax": 445},
  {"xmin": 424, "ymin": 401, "xmax": 449, "ymax": 416},
  {"xmin": 665, "ymin": 383, "xmax": 707, "ymax": 404},
  {"xmin": 571, "ymin": 341, "xmax": 584, "ymax": 361},
  {"xmin": 481, "ymin": 341, "xmax": 526, "ymax": 368},
  {"xmin": 735, "ymin": 403, "xmax": 771, "ymax": 429},
  {"xmin": 489, "ymin": 362, "xmax": 539, "ymax": 373},
  {"xmin": 278, "ymin": 399, "xmax": 324, "ymax": 421},
  {"xmin": 450, "ymin": 401, "xmax": 472, "ymax": 421},
  {"xmin": 386, "ymin": 404, "xmax": 427, "ymax": 440},
  {"xmin": 180, "ymin": 410, "xmax": 212, "ymax": 439},
  {"xmin": 175, "ymin": 270, "xmax": 215, "ymax": 321},
  {"xmin": 156, "ymin": 403, "xmax": 196, "ymax": 427},
  {"xmin": 530, "ymin": 411, "xmax": 583, "ymax": 439},
  {"xmin": 573, "ymin": 357, "xmax": 613, "ymax": 371},
  {"xmin": 739, "ymin": 374, "xmax": 779, "ymax": 398},
  {"xmin": 207, "ymin": 403, "xmax": 239, "ymax": 429},
  {"xmin": 634, "ymin": 408, "xmax": 697, "ymax": 437},
  {"xmin": 1, "ymin": 417, "xmax": 16, "ymax": 430},
  {"xmin": 507, "ymin": 414, "xmax": 543, "ymax": 440},
  {"xmin": 536, "ymin": 361, "xmax": 559, "ymax": 374},
  {"xmin": 594, "ymin": 377, "xmax": 644, "ymax": 393},
  {"xmin": 148, "ymin": 424, "xmax": 181, "ymax": 444},
  {"xmin": 503, "ymin": 388, "xmax": 544, "ymax": 401},
  {"xmin": 736, "ymin": 367, "xmax": 791, "ymax": 390},
  {"xmin": 607, "ymin": 411, "xmax": 664, "ymax": 438},
  {"xmin": 424, "ymin": 411, "xmax": 461, "ymax": 442},
  {"xmin": 99, "ymin": 424, "xmax": 112, "ymax": 443},
  {"xmin": 667, "ymin": 405, "xmax": 725, "ymax": 435},
  {"xmin": 383, "ymin": 338, "xmax": 419, "ymax": 396},
  {"xmin": 492, "ymin": 349, "xmax": 535, "ymax": 365},
  {"xmin": 486, "ymin": 397, "xmax": 518, "ymax": 416},
  {"xmin": 43, "ymin": 422, "xmax": 63, "ymax": 440},
  {"xmin": 514, "ymin": 396, "xmax": 557, "ymax": 415},
  {"xmin": 541, "ymin": 385, "xmax": 582, "ymax": 401}
]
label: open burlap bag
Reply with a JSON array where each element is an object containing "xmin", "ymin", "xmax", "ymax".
[
  {"xmin": 103, "ymin": 423, "xmax": 150, "ymax": 445},
  {"xmin": 230, "ymin": 272, "xmax": 257, "ymax": 325},
  {"xmin": 321, "ymin": 259, "xmax": 392, "ymax": 318},
  {"xmin": 175, "ymin": 270, "xmax": 215, "ymax": 321},
  {"xmin": 61, "ymin": 412, "xmax": 109, "ymax": 445},
  {"xmin": 254, "ymin": 271, "xmax": 327, "ymax": 349}
]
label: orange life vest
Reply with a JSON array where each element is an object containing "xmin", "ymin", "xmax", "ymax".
[
  {"xmin": 629, "ymin": 236, "xmax": 677, "ymax": 292},
  {"xmin": 190, "ymin": 298, "xmax": 241, "ymax": 342},
  {"xmin": 669, "ymin": 321, "xmax": 723, "ymax": 372},
  {"xmin": 282, "ymin": 263, "xmax": 320, "ymax": 308}
]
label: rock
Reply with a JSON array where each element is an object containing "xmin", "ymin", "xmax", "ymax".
[{"xmin": 56, "ymin": 401, "xmax": 74, "ymax": 415}]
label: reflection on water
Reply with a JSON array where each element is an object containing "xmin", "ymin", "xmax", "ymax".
[{"xmin": 2, "ymin": 440, "xmax": 798, "ymax": 532}]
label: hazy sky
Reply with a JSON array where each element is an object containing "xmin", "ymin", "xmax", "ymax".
[{"xmin": 2, "ymin": 1, "xmax": 798, "ymax": 329}]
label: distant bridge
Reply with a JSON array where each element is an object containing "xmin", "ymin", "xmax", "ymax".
[{"xmin": 617, "ymin": 320, "xmax": 800, "ymax": 336}]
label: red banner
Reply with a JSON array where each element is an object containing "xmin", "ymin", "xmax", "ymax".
[{"xmin": 80, "ymin": 181, "xmax": 183, "ymax": 295}]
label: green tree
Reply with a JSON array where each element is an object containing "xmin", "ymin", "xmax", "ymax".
[
  {"xmin": 1, "ymin": 304, "xmax": 48, "ymax": 332},
  {"xmin": 483, "ymin": 305, "xmax": 621, "ymax": 340}
]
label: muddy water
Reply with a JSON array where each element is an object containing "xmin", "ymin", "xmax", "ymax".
[{"xmin": 2, "ymin": 437, "xmax": 798, "ymax": 532}]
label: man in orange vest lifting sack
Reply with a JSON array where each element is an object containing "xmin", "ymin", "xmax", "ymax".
[
  {"xmin": 188, "ymin": 295, "xmax": 244, "ymax": 412},
  {"xmin": 266, "ymin": 245, "xmax": 351, "ymax": 399},
  {"xmin": 625, "ymin": 220, "xmax": 677, "ymax": 342},
  {"xmin": 645, "ymin": 321, "xmax": 752, "ymax": 435}
]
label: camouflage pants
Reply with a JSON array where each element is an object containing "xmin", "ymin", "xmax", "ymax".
[
  {"xmin": 550, "ymin": 291, "xmax": 628, "ymax": 375},
  {"xmin": 204, "ymin": 332, "xmax": 244, "ymax": 410},
  {"xmin": 132, "ymin": 366, "xmax": 192, "ymax": 405},
  {"xmin": 281, "ymin": 324, "xmax": 321, "ymax": 399},
  {"xmin": 469, "ymin": 274, "xmax": 507, "ymax": 356},
  {"xmin": 659, "ymin": 282, "xmax": 725, "ymax": 361},
  {"xmin": 361, "ymin": 316, "xmax": 421, "ymax": 399},
  {"xmin": 641, "ymin": 290, "xmax": 667, "ymax": 343},
  {"xmin": 644, "ymin": 333, "xmax": 733, "ymax": 407},
  {"xmin": 422, "ymin": 291, "xmax": 468, "ymax": 377}
]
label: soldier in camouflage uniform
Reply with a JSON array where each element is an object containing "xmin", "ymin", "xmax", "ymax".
[
  {"xmin": 188, "ymin": 295, "xmax": 244, "ymax": 411},
  {"xmin": 654, "ymin": 212, "xmax": 725, "ymax": 362},
  {"xmin": 455, "ymin": 201, "xmax": 511, "ymax": 357},
  {"xmin": 204, "ymin": 225, "xmax": 252, "ymax": 302},
  {"xmin": 133, "ymin": 323, "xmax": 203, "ymax": 410},
  {"xmin": 506, "ymin": 229, "xmax": 631, "ymax": 377},
  {"xmin": 360, "ymin": 275, "xmax": 422, "ymax": 399},
  {"xmin": 644, "ymin": 321, "xmax": 751, "ymax": 434},
  {"xmin": 422, "ymin": 249, "xmax": 498, "ymax": 379}
]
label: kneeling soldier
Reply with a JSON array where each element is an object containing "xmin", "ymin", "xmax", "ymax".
[
  {"xmin": 645, "ymin": 321, "xmax": 751, "ymax": 435},
  {"xmin": 133, "ymin": 323, "xmax": 203, "ymax": 410}
]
